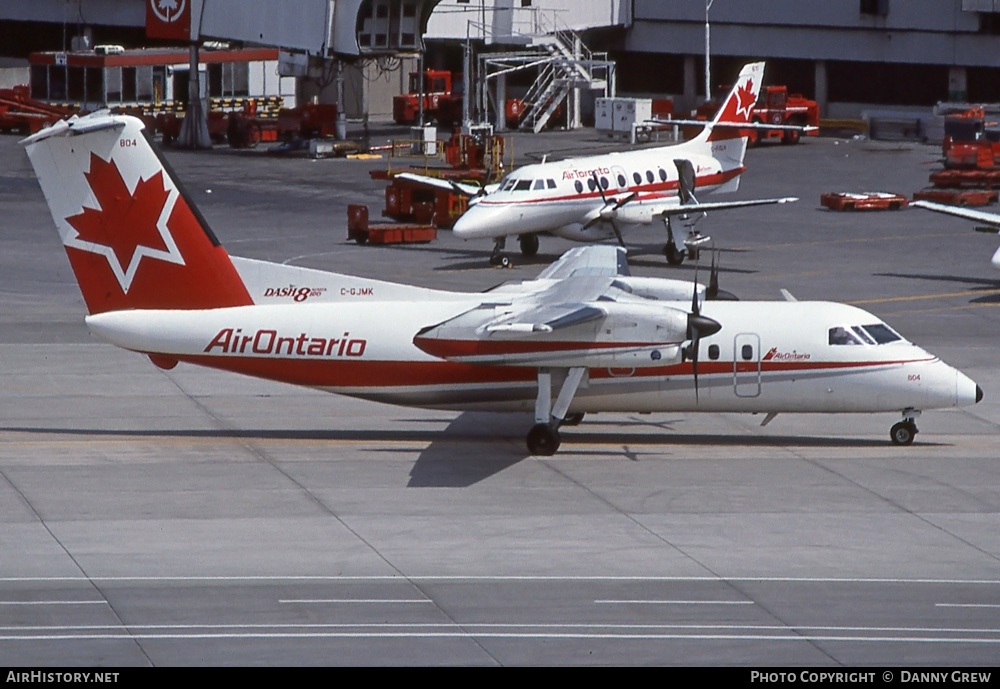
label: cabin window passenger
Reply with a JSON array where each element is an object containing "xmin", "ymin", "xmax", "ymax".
[
  {"xmin": 617, "ymin": 174, "xmax": 627, "ymax": 187},
  {"xmin": 646, "ymin": 170, "xmax": 655, "ymax": 183},
  {"xmin": 862, "ymin": 324, "xmax": 902, "ymax": 344},
  {"xmin": 547, "ymin": 179, "xmax": 556, "ymax": 189},
  {"xmin": 587, "ymin": 178, "xmax": 597, "ymax": 191},
  {"xmin": 600, "ymin": 176, "xmax": 609, "ymax": 190},
  {"xmin": 658, "ymin": 168, "xmax": 667, "ymax": 182},
  {"xmin": 575, "ymin": 180, "xmax": 583, "ymax": 193},
  {"xmin": 708, "ymin": 344, "xmax": 720, "ymax": 360},
  {"xmin": 515, "ymin": 180, "xmax": 532, "ymax": 191},
  {"xmin": 633, "ymin": 172, "xmax": 642, "ymax": 185},
  {"xmin": 829, "ymin": 327, "xmax": 861, "ymax": 345},
  {"xmin": 741, "ymin": 344, "xmax": 754, "ymax": 360}
]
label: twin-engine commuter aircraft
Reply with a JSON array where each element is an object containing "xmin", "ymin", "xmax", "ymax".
[
  {"xmin": 23, "ymin": 112, "xmax": 981, "ymax": 455},
  {"xmin": 404, "ymin": 62, "xmax": 797, "ymax": 267},
  {"xmin": 911, "ymin": 200, "xmax": 1000, "ymax": 270}
]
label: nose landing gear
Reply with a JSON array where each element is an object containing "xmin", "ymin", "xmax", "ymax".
[{"xmin": 890, "ymin": 409, "xmax": 920, "ymax": 446}]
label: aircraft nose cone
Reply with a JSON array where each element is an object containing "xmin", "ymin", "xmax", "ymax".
[
  {"xmin": 977, "ymin": 384, "xmax": 984, "ymax": 404},
  {"xmin": 453, "ymin": 205, "xmax": 503, "ymax": 239}
]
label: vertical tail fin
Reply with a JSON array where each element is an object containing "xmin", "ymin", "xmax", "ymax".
[
  {"xmin": 691, "ymin": 61, "xmax": 765, "ymax": 174},
  {"xmin": 22, "ymin": 112, "xmax": 251, "ymax": 315}
]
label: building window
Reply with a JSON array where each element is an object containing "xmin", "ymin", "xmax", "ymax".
[{"xmin": 860, "ymin": 0, "xmax": 888, "ymax": 16}]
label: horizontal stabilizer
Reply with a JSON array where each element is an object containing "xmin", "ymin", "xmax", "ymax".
[{"xmin": 656, "ymin": 196, "xmax": 798, "ymax": 218}]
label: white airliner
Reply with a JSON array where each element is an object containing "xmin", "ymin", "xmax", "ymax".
[
  {"xmin": 23, "ymin": 112, "xmax": 980, "ymax": 454},
  {"xmin": 911, "ymin": 200, "xmax": 1000, "ymax": 270},
  {"xmin": 405, "ymin": 62, "xmax": 798, "ymax": 266}
]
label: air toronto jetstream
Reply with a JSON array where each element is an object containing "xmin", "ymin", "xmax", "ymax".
[
  {"xmin": 403, "ymin": 61, "xmax": 799, "ymax": 266},
  {"xmin": 22, "ymin": 112, "xmax": 981, "ymax": 455}
]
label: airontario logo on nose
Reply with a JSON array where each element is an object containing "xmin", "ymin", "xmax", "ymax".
[{"xmin": 64, "ymin": 153, "xmax": 185, "ymax": 292}]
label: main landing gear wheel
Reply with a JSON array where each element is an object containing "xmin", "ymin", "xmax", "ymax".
[
  {"xmin": 518, "ymin": 233, "xmax": 539, "ymax": 257},
  {"xmin": 890, "ymin": 421, "xmax": 918, "ymax": 446},
  {"xmin": 527, "ymin": 423, "xmax": 561, "ymax": 456},
  {"xmin": 664, "ymin": 242, "xmax": 685, "ymax": 265}
]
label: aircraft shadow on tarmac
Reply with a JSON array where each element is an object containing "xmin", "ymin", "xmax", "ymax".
[
  {"xmin": 5, "ymin": 413, "xmax": 934, "ymax": 489},
  {"xmin": 875, "ymin": 272, "xmax": 1000, "ymax": 301}
]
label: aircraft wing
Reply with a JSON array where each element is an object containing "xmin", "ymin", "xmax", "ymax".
[
  {"xmin": 394, "ymin": 172, "xmax": 491, "ymax": 198},
  {"xmin": 911, "ymin": 200, "xmax": 1000, "ymax": 229},
  {"xmin": 535, "ymin": 245, "xmax": 631, "ymax": 279},
  {"xmin": 654, "ymin": 196, "xmax": 798, "ymax": 217}
]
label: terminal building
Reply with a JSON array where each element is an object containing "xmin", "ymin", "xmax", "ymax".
[{"xmin": 1, "ymin": 1, "xmax": 998, "ymax": 124}]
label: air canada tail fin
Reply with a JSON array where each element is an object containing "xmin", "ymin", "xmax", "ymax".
[
  {"xmin": 690, "ymin": 61, "xmax": 764, "ymax": 173},
  {"xmin": 707, "ymin": 62, "xmax": 764, "ymax": 136},
  {"xmin": 22, "ymin": 112, "xmax": 252, "ymax": 315}
]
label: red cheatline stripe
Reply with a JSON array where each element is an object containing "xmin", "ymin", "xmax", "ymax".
[{"xmin": 169, "ymin": 354, "xmax": 931, "ymax": 390}]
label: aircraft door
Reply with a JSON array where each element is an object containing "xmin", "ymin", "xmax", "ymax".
[
  {"xmin": 610, "ymin": 165, "xmax": 630, "ymax": 192},
  {"xmin": 733, "ymin": 332, "xmax": 761, "ymax": 398}
]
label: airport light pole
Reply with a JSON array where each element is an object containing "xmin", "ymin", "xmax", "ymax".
[{"xmin": 704, "ymin": 0, "xmax": 715, "ymax": 100}]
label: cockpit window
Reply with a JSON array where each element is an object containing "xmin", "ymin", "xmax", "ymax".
[
  {"xmin": 501, "ymin": 179, "xmax": 516, "ymax": 191},
  {"xmin": 851, "ymin": 326, "xmax": 875, "ymax": 344},
  {"xmin": 533, "ymin": 179, "xmax": 546, "ymax": 190},
  {"xmin": 514, "ymin": 180, "xmax": 532, "ymax": 191},
  {"xmin": 546, "ymin": 179, "xmax": 557, "ymax": 189},
  {"xmin": 830, "ymin": 324, "xmax": 903, "ymax": 346},
  {"xmin": 829, "ymin": 326, "xmax": 861, "ymax": 345},
  {"xmin": 861, "ymin": 323, "xmax": 902, "ymax": 344}
]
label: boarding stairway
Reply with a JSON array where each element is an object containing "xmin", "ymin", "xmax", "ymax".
[
  {"xmin": 476, "ymin": 13, "xmax": 614, "ymax": 133},
  {"xmin": 517, "ymin": 29, "xmax": 610, "ymax": 133}
]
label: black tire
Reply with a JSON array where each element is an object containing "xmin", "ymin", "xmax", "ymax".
[
  {"xmin": 890, "ymin": 421, "xmax": 917, "ymax": 446},
  {"xmin": 518, "ymin": 233, "xmax": 540, "ymax": 257},
  {"xmin": 781, "ymin": 127, "xmax": 801, "ymax": 145},
  {"xmin": 526, "ymin": 423, "xmax": 561, "ymax": 456},
  {"xmin": 664, "ymin": 243, "xmax": 685, "ymax": 266}
]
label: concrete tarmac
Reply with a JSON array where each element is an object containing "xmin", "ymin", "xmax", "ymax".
[{"xmin": 1, "ymin": 122, "xmax": 999, "ymax": 666}]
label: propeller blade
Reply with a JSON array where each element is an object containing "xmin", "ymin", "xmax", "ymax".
[
  {"xmin": 686, "ymin": 266, "xmax": 721, "ymax": 402},
  {"xmin": 612, "ymin": 191, "xmax": 638, "ymax": 211},
  {"xmin": 610, "ymin": 219, "xmax": 626, "ymax": 247},
  {"xmin": 674, "ymin": 159, "xmax": 698, "ymax": 205},
  {"xmin": 691, "ymin": 262, "xmax": 700, "ymax": 316},
  {"xmin": 707, "ymin": 249, "xmax": 719, "ymax": 300},
  {"xmin": 591, "ymin": 172, "xmax": 609, "ymax": 204}
]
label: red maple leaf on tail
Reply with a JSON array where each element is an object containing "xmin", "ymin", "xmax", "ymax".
[{"xmin": 65, "ymin": 153, "xmax": 172, "ymax": 278}]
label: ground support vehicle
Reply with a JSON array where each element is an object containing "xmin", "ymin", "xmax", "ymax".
[
  {"xmin": 346, "ymin": 204, "xmax": 436, "ymax": 245},
  {"xmin": 821, "ymin": 192, "xmax": 908, "ymax": 211}
]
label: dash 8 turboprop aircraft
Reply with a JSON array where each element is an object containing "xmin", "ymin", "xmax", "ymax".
[
  {"xmin": 23, "ymin": 112, "xmax": 980, "ymax": 454},
  {"xmin": 403, "ymin": 61, "xmax": 800, "ymax": 267}
]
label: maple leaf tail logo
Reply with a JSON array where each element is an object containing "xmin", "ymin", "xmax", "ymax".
[
  {"xmin": 64, "ymin": 153, "xmax": 185, "ymax": 295},
  {"xmin": 734, "ymin": 79, "xmax": 756, "ymax": 121}
]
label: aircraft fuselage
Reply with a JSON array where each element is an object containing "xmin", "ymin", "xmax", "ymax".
[{"xmin": 85, "ymin": 296, "xmax": 979, "ymax": 416}]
